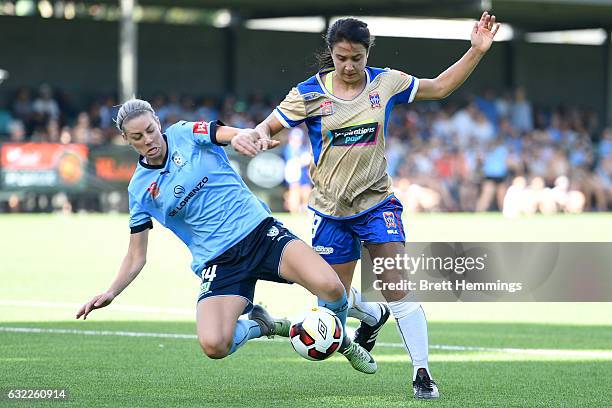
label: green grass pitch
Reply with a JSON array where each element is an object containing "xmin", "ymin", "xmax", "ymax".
[{"xmin": 1, "ymin": 213, "xmax": 611, "ymax": 407}]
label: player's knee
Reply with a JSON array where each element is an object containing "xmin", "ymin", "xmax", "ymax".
[
  {"xmin": 320, "ymin": 276, "xmax": 346, "ymax": 301},
  {"xmin": 199, "ymin": 336, "xmax": 232, "ymax": 359}
]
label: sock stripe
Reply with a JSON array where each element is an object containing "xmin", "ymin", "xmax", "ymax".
[{"xmin": 235, "ymin": 323, "xmax": 259, "ymax": 345}]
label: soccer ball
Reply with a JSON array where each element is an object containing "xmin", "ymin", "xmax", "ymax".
[{"xmin": 289, "ymin": 307, "xmax": 344, "ymax": 361}]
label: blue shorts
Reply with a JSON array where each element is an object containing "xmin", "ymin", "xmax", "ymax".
[
  {"xmin": 312, "ymin": 195, "xmax": 406, "ymax": 264},
  {"xmin": 197, "ymin": 217, "xmax": 298, "ymax": 313}
]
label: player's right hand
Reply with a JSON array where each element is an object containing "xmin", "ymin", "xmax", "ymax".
[
  {"xmin": 76, "ymin": 292, "xmax": 115, "ymax": 320},
  {"xmin": 253, "ymin": 126, "xmax": 280, "ymax": 151},
  {"xmin": 257, "ymin": 137, "xmax": 281, "ymax": 151}
]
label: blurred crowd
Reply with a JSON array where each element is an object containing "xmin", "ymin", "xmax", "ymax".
[
  {"xmin": 386, "ymin": 88, "xmax": 612, "ymax": 215},
  {"xmin": 0, "ymin": 85, "xmax": 272, "ymax": 145},
  {"xmin": 1, "ymin": 84, "xmax": 611, "ymax": 214}
]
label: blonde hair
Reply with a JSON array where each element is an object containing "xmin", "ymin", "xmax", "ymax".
[{"xmin": 115, "ymin": 98, "xmax": 155, "ymax": 132}]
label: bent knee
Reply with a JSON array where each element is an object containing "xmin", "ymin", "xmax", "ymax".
[
  {"xmin": 320, "ymin": 277, "xmax": 346, "ymax": 301},
  {"xmin": 199, "ymin": 337, "xmax": 232, "ymax": 359}
]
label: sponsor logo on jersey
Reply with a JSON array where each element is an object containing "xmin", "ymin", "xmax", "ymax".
[
  {"xmin": 174, "ymin": 185, "xmax": 185, "ymax": 198},
  {"xmin": 303, "ymin": 92, "xmax": 323, "ymax": 101},
  {"xmin": 383, "ymin": 211, "xmax": 396, "ymax": 228},
  {"xmin": 329, "ymin": 122, "xmax": 379, "ymax": 147},
  {"xmin": 168, "ymin": 176, "xmax": 209, "ymax": 216},
  {"xmin": 147, "ymin": 181, "xmax": 160, "ymax": 199},
  {"xmin": 314, "ymin": 245, "xmax": 334, "ymax": 255},
  {"xmin": 171, "ymin": 150, "xmax": 187, "ymax": 168},
  {"xmin": 199, "ymin": 282, "xmax": 212, "ymax": 296},
  {"xmin": 369, "ymin": 91, "xmax": 381, "ymax": 109},
  {"xmin": 192, "ymin": 121, "xmax": 208, "ymax": 135},
  {"xmin": 320, "ymin": 100, "xmax": 334, "ymax": 116},
  {"xmin": 267, "ymin": 226, "xmax": 279, "ymax": 238}
]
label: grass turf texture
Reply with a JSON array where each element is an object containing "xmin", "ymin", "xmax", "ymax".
[{"xmin": 1, "ymin": 213, "xmax": 611, "ymax": 407}]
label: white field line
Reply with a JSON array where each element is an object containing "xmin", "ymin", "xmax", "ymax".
[
  {"xmin": 0, "ymin": 300, "xmax": 194, "ymax": 316},
  {"xmin": 1, "ymin": 326, "xmax": 611, "ymax": 359}
]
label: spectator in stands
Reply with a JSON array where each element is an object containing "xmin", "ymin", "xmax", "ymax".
[
  {"xmin": 510, "ymin": 87, "xmax": 533, "ymax": 133},
  {"xmin": 32, "ymin": 83, "xmax": 60, "ymax": 122},
  {"xmin": 99, "ymin": 95, "xmax": 119, "ymax": 129},
  {"xmin": 283, "ymin": 128, "xmax": 312, "ymax": 214},
  {"xmin": 72, "ymin": 112, "xmax": 93, "ymax": 144},
  {"xmin": 475, "ymin": 87, "xmax": 499, "ymax": 127},
  {"xmin": 593, "ymin": 152, "xmax": 612, "ymax": 211},
  {"xmin": 476, "ymin": 137, "xmax": 510, "ymax": 211},
  {"xmin": 1, "ymin": 83, "xmax": 610, "ymax": 213},
  {"xmin": 11, "ymin": 87, "xmax": 33, "ymax": 129},
  {"xmin": 598, "ymin": 127, "xmax": 612, "ymax": 159}
]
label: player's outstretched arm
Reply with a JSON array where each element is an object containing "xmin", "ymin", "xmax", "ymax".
[
  {"xmin": 232, "ymin": 115, "xmax": 283, "ymax": 157},
  {"xmin": 228, "ymin": 125, "xmax": 280, "ymax": 157},
  {"xmin": 76, "ymin": 229, "xmax": 149, "ymax": 320},
  {"xmin": 254, "ymin": 113, "xmax": 285, "ymax": 151},
  {"xmin": 415, "ymin": 11, "xmax": 501, "ymax": 101}
]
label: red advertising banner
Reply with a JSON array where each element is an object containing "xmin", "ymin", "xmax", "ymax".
[
  {"xmin": 88, "ymin": 145, "xmax": 138, "ymax": 189},
  {"xmin": 0, "ymin": 143, "xmax": 88, "ymax": 190}
]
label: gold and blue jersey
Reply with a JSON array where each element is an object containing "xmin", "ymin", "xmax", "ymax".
[{"xmin": 274, "ymin": 66, "xmax": 419, "ymax": 218}]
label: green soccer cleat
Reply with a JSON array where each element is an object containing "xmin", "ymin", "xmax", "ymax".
[
  {"xmin": 339, "ymin": 337, "xmax": 377, "ymax": 374},
  {"xmin": 248, "ymin": 304, "xmax": 291, "ymax": 338}
]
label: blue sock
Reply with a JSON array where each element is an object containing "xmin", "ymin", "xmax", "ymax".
[
  {"xmin": 318, "ymin": 291, "xmax": 348, "ymax": 330},
  {"xmin": 228, "ymin": 319, "xmax": 261, "ymax": 355}
]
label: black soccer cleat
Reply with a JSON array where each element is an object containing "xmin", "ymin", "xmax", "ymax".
[
  {"xmin": 353, "ymin": 303, "xmax": 391, "ymax": 352},
  {"xmin": 413, "ymin": 368, "xmax": 439, "ymax": 399}
]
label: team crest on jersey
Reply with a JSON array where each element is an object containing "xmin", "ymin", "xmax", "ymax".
[
  {"xmin": 369, "ymin": 91, "xmax": 381, "ymax": 109},
  {"xmin": 383, "ymin": 211, "xmax": 396, "ymax": 228},
  {"xmin": 193, "ymin": 121, "xmax": 208, "ymax": 134},
  {"xmin": 267, "ymin": 226, "xmax": 279, "ymax": 238},
  {"xmin": 172, "ymin": 150, "xmax": 187, "ymax": 168},
  {"xmin": 320, "ymin": 100, "xmax": 334, "ymax": 116}
]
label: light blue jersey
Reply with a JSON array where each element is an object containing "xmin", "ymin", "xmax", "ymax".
[{"xmin": 128, "ymin": 120, "xmax": 270, "ymax": 277}]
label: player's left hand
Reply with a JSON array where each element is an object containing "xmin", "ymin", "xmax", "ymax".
[
  {"xmin": 231, "ymin": 129, "xmax": 261, "ymax": 157},
  {"xmin": 471, "ymin": 11, "xmax": 501, "ymax": 54}
]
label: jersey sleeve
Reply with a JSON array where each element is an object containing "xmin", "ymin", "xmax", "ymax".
[
  {"xmin": 274, "ymin": 87, "xmax": 308, "ymax": 128},
  {"xmin": 170, "ymin": 120, "xmax": 227, "ymax": 147},
  {"xmin": 128, "ymin": 191, "xmax": 153, "ymax": 234},
  {"xmin": 389, "ymin": 69, "xmax": 420, "ymax": 105}
]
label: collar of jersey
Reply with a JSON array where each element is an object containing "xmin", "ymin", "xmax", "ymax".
[
  {"xmin": 138, "ymin": 134, "xmax": 169, "ymax": 170},
  {"xmin": 316, "ymin": 67, "xmax": 371, "ymax": 103}
]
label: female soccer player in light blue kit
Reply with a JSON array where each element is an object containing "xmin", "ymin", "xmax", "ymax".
[
  {"xmin": 236, "ymin": 12, "xmax": 501, "ymax": 399},
  {"xmin": 75, "ymin": 99, "xmax": 376, "ymax": 374}
]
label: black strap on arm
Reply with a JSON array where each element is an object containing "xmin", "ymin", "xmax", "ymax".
[
  {"xmin": 130, "ymin": 220, "xmax": 153, "ymax": 234},
  {"xmin": 209, "ymin": 120, "xmax": 228, "ymax": 146}
]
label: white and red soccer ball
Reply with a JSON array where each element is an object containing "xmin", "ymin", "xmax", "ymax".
[{"xmin": 289, "ymin": 307, "xmax": 343, "ymax": 361}]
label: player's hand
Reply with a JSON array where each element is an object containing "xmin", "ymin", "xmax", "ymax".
[
  {"xmin": 76, "ymin": 291, "xmax": 115, "ymax": 320},
  {"xmin": 231, "ymin": 129, "xmax": 261, "ymax": 157},
  {"xmin": 256, "ymin": 137, "xmax": 281, "ymax": 151},
  {"xmin": 253, "ymin": 127, "xmax": 280, "ymax": 151},
  {"xmin": 470, "ymin": 11, "xmax": 500, "ymax": 54}
]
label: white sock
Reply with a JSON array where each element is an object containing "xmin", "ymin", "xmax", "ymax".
[
  {"xmin": 348, "ymin": 287, "xmax": 383, "ymax": 326},
  {"xmin": 388, "ymin": 300, "xmax": 431, "ymax": 380}
]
